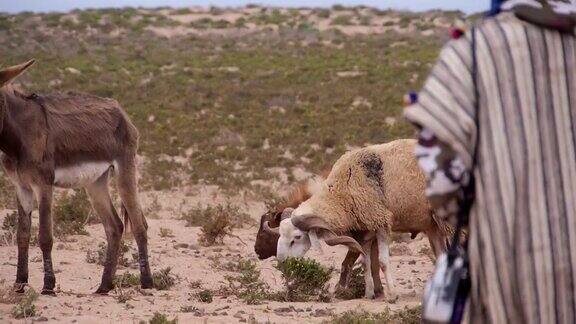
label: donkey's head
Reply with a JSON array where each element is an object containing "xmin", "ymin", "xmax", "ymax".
[{"xmin": 0, "ymin": 60, "xmax": 35, "ymax": 132}]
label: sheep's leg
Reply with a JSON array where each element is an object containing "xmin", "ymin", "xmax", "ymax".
[
  {"xmin": 376, "ymin": 230, "xmax": 396, "ymax": 299},
  {"xmin": 86, "ymin": 170, "xmax": 123, "ymax": 294},
  {"xmin": 361, "ymin": 239, "xmax": 375, "ymax": 299},
  {"xmin": 14, "ymin": 185, "xmax": 34, "ymax": 293},
  {"xmin": 337, "ymin": 250, "xmax": 359, "ymax": 289},
  {"xmin": 37, "ymin": 186, "xmax": 56, "ymax": 295},
  {"xmin": 370, "ymin": 238, "xmax": 384, "ymax": 297}
]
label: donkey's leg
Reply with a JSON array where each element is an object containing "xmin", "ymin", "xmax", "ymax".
[
  {"xmin": 86, "ymin": 170, "xmax": 124, "ymax": 294},
  {"xmin": 370, "ymin": 238, "xmax": 384, "ymax": 297},
  {"xmin": 14, "ymin": 186, "xmax": 34, "ymax": 293},
  {"xmin": 116, "ymin": 157, "xmax": 152, "ymax": 289},
  {"xmin": 376, "ymin": 230, "xmax": 396, "ymax": 299},
  {"xmin": 37, "ymin": 186, "xmax": 56, "ymax": 295},
  {"xmin": 361, "ymin": 239, "xmax": 375, "ymax": 299},
  {"xmin": 337, "ymin": 250, "xmax": 359, "ymax": 289}
]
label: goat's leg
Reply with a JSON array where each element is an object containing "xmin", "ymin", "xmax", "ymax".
[
  {"xmin": 337, "ymin": 250, "xmax": 359, "ymax": 290},
  {"xmin": 14, "ymin": 186, "xmax": 34, "ymax": 293},
  {"xmin": 86, "ymin": 170, "xmax": 124, "ymax": 294},
  {"xmin": 37, "ymin": 186, "xmax": 56, "ymax": 295},
  {"xmin": 117, "ymin": 157, "xmax": 153, "ymax": 289},
  {"xmin": 370, "ymin": 238, "xmax": 384, "ymax": 297},
  {"xmin": 376, "ymin": 230, "xmax": 396, "ymax": 299},
  {"xmin": 361, "ymin": 239, "xmax": 375, "ymax": 299}
]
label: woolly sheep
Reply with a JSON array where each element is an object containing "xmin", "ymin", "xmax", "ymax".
[
  {"xmin": 270, "ymin": 139, "xmax": 452, "ymax": 299},
  {"xmin": 254, "ymin": 177, "xmax": 385, "ymax": 296}
]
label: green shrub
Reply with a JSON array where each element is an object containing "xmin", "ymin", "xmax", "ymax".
[
  {"xmin": 10, "ymin": 288, "xmax": 38, "ymax": 319},
  {"xmin": 276, "ymin": 257, "xmax": 333, "ymax": 302},
  {"xmin": 313, "ymin": 9, "xmax": 331, "ymax": 18},
  {"xmin": 196, "ymin": 289, "xmax": 213, "ymax": 303},
  {"xmin": 152, "ymin": 267, "xmax": 177, "ymax": 290},
  {"xmin": 181, "ymin": 204, "xmax": 252, "ymax": 246},
  {"xmin": 86, "ymin": 240, "xmax": 132, "ymax": 267},
  {"xmin": 143, "ymin": 158, "xmax": 182, "ymax": 191},
  {"xmin": 327, "ymin": 306, "xmax": 422, "ymax": 324},
  {"xmin": 144, "ymin": 312, "xmax": 177, "ymax": 324},
  {"xmin": 159, "ymin": 227, "xmax": 174, "ymax": 238},
  {"xmin": 171, "ymin": 8, "xmax": 192, "ymax": 15},
  {"xmin": 334, "ymin": 266, "xmax": 365, "ymax": 300},
  {"xmin": 53, "ymin": 189, "xmax": 93, "ymax": 238},
  {"xmin": 224, "ymin": 259, "xmax": 270, "ymax": 304},
  {"xmin": 114, "ymin": 272, "xmax": 141, "ymax": 288},
  {"xmin": 330, "ymin": 15, "xmax": 354, "ymax": 26}
]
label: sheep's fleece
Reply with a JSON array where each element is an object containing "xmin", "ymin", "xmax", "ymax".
[{"xmin": 294, "ymin": 139, "xmax": 434, "ymax": 235}]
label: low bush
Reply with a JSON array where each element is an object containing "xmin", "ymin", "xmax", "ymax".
[
  {"xmin": 1, "ymin": 211, "xmax": 38, "ymax": 246},
  {"xmin": 86, "ymin": 240, "xmax": 132, "ymax": 267},
  {"xmin": 144, "ymin": 312, "xmax": 178, "ymax": 324},
  {"xmin": 53, "ymin": 189, "xmax": 93, "ymax": 238},
  {"xmin": 152, "ymin": 267, "xmax": 178, "ymax": 290},
  {"xmin": 10, "ymin": 288, "xmax": 38, "ymax": 319},
  {"xmin": 327, "ymin": 306, "xmax": 421, "ymax": 324},
  {"xmin": 114, "ymin": 272, "xmax": 140, "ymax": 288},
  {"xmin": 181, "ymin": 204, "xmax": 252, "ymax": 246},
  {"xmin": 159, "ymin": 227, "xmax": 174, "ymax": 238},
  {"xmin": 334, "ymin": 266, "xmax": 365, "ymax": 300},
  {"xmin": 223, "ymin": 259, "xmax": 270, "ymax": 305},
  {"xmin": 276, "ymin": 257, "xmax": 333, "ymax": 302},
  {"xmin": 196, "ymin": 289, "xmax": 213, "ymax": 303}
]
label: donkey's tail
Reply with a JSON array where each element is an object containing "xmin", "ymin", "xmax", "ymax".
[{"xmin": 122, "ymin": 204, "xmax": 131, "ymax": 234}]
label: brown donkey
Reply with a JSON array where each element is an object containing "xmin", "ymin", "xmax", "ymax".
[{"xmin": 0, "ymin": 60, "xmax": 152, "ymax": 295}]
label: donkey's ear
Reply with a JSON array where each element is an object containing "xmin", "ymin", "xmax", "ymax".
[{"xmin": 0, "ymin": 59, "xmax": 35, "ymax": 88}]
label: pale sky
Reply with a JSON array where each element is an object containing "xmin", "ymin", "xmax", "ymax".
[{"xmin": 0, "ymin": 0, "xmax": 489, "ymax": 14}]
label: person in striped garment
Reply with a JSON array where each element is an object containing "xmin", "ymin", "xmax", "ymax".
[{"xmin": 404, "ymin": 1, "xmax": 576, "ymax": 323}]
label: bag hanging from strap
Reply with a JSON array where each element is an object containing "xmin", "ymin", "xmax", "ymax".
[{"xmin": 421, "ymin": 26, "xmax": 480, "ymax": 324}]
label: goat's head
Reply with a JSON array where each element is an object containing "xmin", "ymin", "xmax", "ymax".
[
  {"xmin": 273, "ymin": 211, "xmax": 365, "ymax": 262},
  {"xmin": 0, "ymin": 60, "xmax": 35, "ymax": 133}
]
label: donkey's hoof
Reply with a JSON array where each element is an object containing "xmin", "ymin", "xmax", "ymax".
[
  {"xmin": 140, "ymin": 277, "xmax": 154, "ymax": 289},
  {"xmin": 13, "ymin": 283, "xmax": 27, "ymax": 293},
  {"xmin": 41, "ymin": 289, "xmax": 56, "ymax": 296},
  {"xmin": 95, "ymin": 286, "xmax": 113, "ymax": 295}
]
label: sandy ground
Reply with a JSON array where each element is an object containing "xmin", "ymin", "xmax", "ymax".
[{"xmin": 0, "ymin": 186, "xmax": 434, "ymax": 323}]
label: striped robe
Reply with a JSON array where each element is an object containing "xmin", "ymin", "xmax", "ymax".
[{"xmin": 404, "ymin": 12, "xmax": 576, "ymax": 324}]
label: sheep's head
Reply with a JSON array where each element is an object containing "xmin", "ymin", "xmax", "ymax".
[{"xmin": 274, "ymin": 212, "xmax": 365, "ymax": 262}]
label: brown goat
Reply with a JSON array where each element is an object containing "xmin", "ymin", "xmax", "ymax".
[
  {"xmin": 0, "ymin": 60, "xmax": 152, "ymax": 295},
  {"xmin": 254, "ymin": 175, "xmax": 385, "ymax": 296}
]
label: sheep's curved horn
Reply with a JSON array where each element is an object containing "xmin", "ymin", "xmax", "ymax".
[
  {"xmin": 324, "ymin": 236, "xmax": 365, "ymax": 256},
  {"xmin": 292, "ymin": 214, "xmax": 365, "ymax": 256},
  {"xmin": 280, "ymin": 208, "xmax": 294, "ymax": 221},
  {"xmin": 291, "ymin": 214, "xmax": 333, "ymax": 233},
  {"xmin": 263, "ymin": 221, "xmax": 280, "ymax": 235},
  {"xmin": 0, "ymin": 59, "xmax": 35, "ymax": 87}
]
